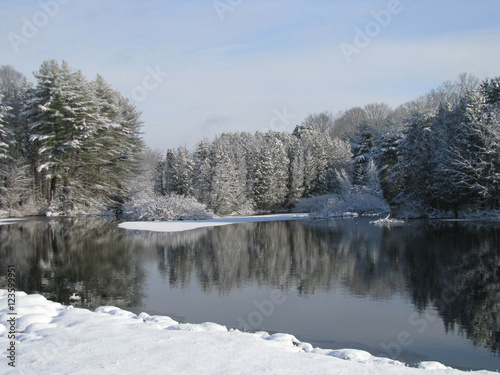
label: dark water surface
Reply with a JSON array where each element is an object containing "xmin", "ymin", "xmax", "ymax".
[{"xmin": 0, "ymin": 217, "xmax": 499, "ymax": 371}]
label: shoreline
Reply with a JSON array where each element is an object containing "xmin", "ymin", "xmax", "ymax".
[
  {"xmin": 118, "ymin": 213, "xmax": 310, "ymax": 232},
  {"xmin": 0, "ymin": 290, "xmax": 496, "ymax": 374}
]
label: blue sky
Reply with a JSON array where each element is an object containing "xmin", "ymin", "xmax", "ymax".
[{"xmin": 1, "ymin": 0, "xmax": 499, "ymax": 150}]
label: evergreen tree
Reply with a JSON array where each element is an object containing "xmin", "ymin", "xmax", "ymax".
[
  {"xmin": 253, "ymin": 133, "xmax": 289, "ymax": 210},
  {"xmin": 287, "ymin": 140, "xmax": 305, "ymax": 205},
  {"xmin": 396, "ymin": 111, "xmax": 435, "ymax": 211},
  {"xmin": 164, "ymin": 147, "xmax": 194, "ymax": 196},
  {"xmin": 372, "ymin": 127, "xmax": 403, "ymax": 204},
  {"xmin": 22, "ymin": 60, "xmax": 144, "ymax": 212},
  {"xmin": 351, "ymin": 124, "xmax": 377, "ymax": 186},
  {"xmin": 24, "ymin": 60, "xmax": 100, "ymax": 205},
  {"xmin": 448, "ymin": 79, "xmax": 500, "ymax": 208},
  {"xmin": 0, "ymin": 95, "xmax": 10, "ymax": 167},
  {"xmin": 192, "ymin": 139, "xmax": 212, "ymax": 205},
  {"xmin": 154, "ymin": 155, "xmax": 166, "ymax": 196},
  {"xmin": 209, "ymin": 138, "xmax": 242, "ymax": 214}
]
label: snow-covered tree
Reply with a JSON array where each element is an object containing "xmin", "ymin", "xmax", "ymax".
[
  {"xmin": 164, "ymin": 146, "xmax": 194, "ymax": 196},
  {"xmin": 372, "ymin": 128, "xmax": 404, "ymax": 204},
  {"xmin": 364, "ymin": 159, "xmax": 383, "ymax": 197},
  {"xmin": 209, "ymin": 138, "xmax": 243, "ymax": 215},
  {"xmin": 0, "ymin": 95, "xmax": 10, "ymax": 172},
  {"xmin": 252, "ymin": 133, "xmax": 289, "ymax": 210},
  {"xmin": 395, "ymin": 110, "xmax": 435, "ymax": 211},
  {"xmin": 0, "ymin": 65, "xmax": 31, "ymax": 160},
  {"xmin": 154, "ymin": 155, "xmax": 166, "ymax": 196},
  {"xmin": 447, "ymin": 78, "xmax": 500, "ymax": 208},
  {"xmin": 287, "ymin": 140, "xmax": 305, "ymax": 205},
  {"xmin": 22, "ymin": 60, "xmax": 144, "ymax": 213},
  {"xmin": 351, "ymin": 124, "xmax": 377, "ymax": 186},
  {"xmin": 192, "ymin": 139, "xmax": 213, "ymax": 205}
]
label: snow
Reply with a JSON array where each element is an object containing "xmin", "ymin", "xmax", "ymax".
[
  {"xmin": 370, "ymin": 216, "xmax": 406, "ymax": 226},
  {"xmin": 0, "ymin": 218, "xmax": 25, "ymax": 226},
  {"xmin": 118, "ymin": 213, "xmax": 310, "ymax": 233},
  {"xmin": 0, "ymin": 290, "xmax": 496, "ymax": 374}
]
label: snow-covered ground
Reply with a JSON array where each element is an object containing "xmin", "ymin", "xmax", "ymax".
[
  {"xmin": 0, "ymin": 290, "xmax": 495, "ymax": 374},
  {"xmin": 118, "ymin": 213, "xmax": 310, "ymax": 232}
]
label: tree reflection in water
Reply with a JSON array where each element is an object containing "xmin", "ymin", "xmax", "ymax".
[
  {"xmin": 0, "ymin": 217, "xmax": 498, "ymax": 357},
  {"xmin": 133, "ymin": 219, "xmax": 500, "ymax": 356},
  {"xmin": 0, "ymin": 218, "xmax": 145, "ymax": 309}
]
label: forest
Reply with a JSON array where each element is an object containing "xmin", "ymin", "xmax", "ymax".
[
  {"xmin": 0, "ymin": 60, "xmax": 144, "ymax": 216},
  {"xmin": 0, "ymin": 60, "xmax": 499, "ymax": 219}
]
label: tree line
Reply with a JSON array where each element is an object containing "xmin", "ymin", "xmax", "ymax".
[
  {"xmin": 1, "ymin": 61, "xmax": 498, "ymax": 218},
  {"xmin": 154, "ymin": 73, "xmax": 500, "ymax": 217},
  {"xmin": 0, "ymin": 61, "xmax": 144, "ymax": 216},
  {"xmin": 155, "ymin": 129, "xmax": 353, "ymax": 215}
]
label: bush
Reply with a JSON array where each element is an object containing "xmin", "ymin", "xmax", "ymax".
[
  {"xmin": 293, "ymin": 189, "xmax": 390, "ymax": 218},
  {"xmin": 122, "ymin": 193, "xmax": 213, "ymax": 221}
]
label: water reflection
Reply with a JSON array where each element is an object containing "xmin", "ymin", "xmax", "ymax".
[
  {"xmin": 137, "ymin": 220, "xmax": 407, "ymax": 298},
  {"xmin": 0, "ymin": 217, "xmax": 498, "ymax": 365},
  {"xmin": 402, "ymin": 222, "xmax": 500, "ymax": 356},
  {"xmin": 0, "ymin": 218, "xmax": 145, "ymax": 309},
  {"xmin": 128, "ymin": 219, "xmax": 500, "ymax": 358}
]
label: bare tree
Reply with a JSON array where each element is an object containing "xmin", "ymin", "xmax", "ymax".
[
  {"xmin": 331, "ymin": 107, "xmax": 367, "ymax": 140},
  {"xmin": 0, "ymin": 65, "xmax": 27, "ymax": 99},
  {"xmin": 363, "ymin": 103, "xmax": 393, "ymax": 129},
  {"xmin": 395, "ymin": 73, "xmax": 481, "ymax": 119},
  {"xmin": 302, "ymin": 111, "xmax": 335, "ymax": 135}
]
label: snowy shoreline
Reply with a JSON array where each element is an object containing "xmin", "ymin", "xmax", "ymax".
[
  {"xmin": 0, "ymin": 290, "xmax": 496, "ymax": 374},
  {"xmin": 118, "ymin": 213, "xmax": 310, "ymax": 232}
]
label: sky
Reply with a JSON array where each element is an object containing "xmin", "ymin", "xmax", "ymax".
[{"xmin": 1, "ymin": 0, "xmax": 499, "ymax": 151}]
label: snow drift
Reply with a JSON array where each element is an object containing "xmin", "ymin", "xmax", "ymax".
[{"xmin": 0, "ymin": 290, "xmax": 496, "ymax": 374}]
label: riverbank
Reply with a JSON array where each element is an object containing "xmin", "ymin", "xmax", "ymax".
[{"xmin": 0, "ymin": 290, "xmax": 496, "ymax": 374}]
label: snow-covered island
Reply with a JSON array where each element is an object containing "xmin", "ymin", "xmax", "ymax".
[
  {"xmin": 118, "ymin": 213, "xmax": 309, "ymax": 232},
  {"xmin": 0, "ymin": 290, "xmax": 496, "ymax": 375}
]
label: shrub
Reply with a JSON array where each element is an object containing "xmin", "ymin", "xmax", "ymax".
[
  {"xmin": 122, "ymin": 193, "xmax": 213, "ymax": 221},
  {"xmin": 293, "ymin": 189, "xmax": 390, "ymax": 218}
]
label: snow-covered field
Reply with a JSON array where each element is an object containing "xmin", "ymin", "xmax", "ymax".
[
  {"xmin": 0, "ymin": 290, "xmax": 495, "ymax": 374},
  {"xmin": 118, "ymin": 213, "xmax": 310, "ymax": 232}
]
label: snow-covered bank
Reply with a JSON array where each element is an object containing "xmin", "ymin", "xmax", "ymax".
[
  {"xmin": 0, "ymin": 291, "xmax": 495, "ymax": 374},
  {"xmin": 118, "ymin": 213, "xmax": 309, "ymax": 233}
]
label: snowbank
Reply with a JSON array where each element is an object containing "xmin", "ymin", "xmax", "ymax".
[
  {"xmin": 370, "ymin": 216, "xmax": 406, "ymax": 226},
  {"xmin": 0, "ymin": 291, "xmax": 495, "ymax": 374},
  {"xmin": 118, "ymin": 213, "xmax": 309, "ymax": 232},
  {"xmin": 293, "ymin": 192, "xmax": 390, "ymax": 219}
]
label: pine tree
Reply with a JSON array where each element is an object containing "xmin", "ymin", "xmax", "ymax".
[
  {"xmin": 154, "ymin": 155, "xmax": 166, "ymax": 196},
  {"xmin": 0, "ymin": 95, "xmax": 10, "ymax": 171},
  {"xmin": 447, "ymin": 78, "xmax": 500, "ymax": 208},
  {"xmin": 24, "ymin": 60, "xmax": 101, "ymax": 205},
  {"xmin": 209, "ymin": 138, "xmax": 242, "ymax": 215},
  {"xmin": 372, "ymin": 128, "xmax": 403, "ymax": 204},
  {"xmin": 192, "ymin": 139, "xmax": 212, "ymax": 205},
  {"xmin": 364, "ymin": 159, "xmax": 383, "ymax": 197},
  {"xmin": 287, "ymin": 140, "xmax": 305, "ymax": 205},
  {"xmin": 23, "ymin": 60, "xmax": 144, "ymax": 212},
  {"xmin": 351, "ymin": 124, "xmax": 377, "ymax": 186},
  {"xmin": 252, "ymin": 133, "xmax": 289, "ymax": 210},
  {"xmin": 396, "ymin": 111, "xmax": 435, "ymax": 210},
  {"xmin": 164, "ymin": 147, "xmax": 194, "ymax": 196}
]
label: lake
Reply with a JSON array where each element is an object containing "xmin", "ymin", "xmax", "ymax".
[{"xmin": 0, "ymin": 216, "xmax": 499, "ymax": 371}]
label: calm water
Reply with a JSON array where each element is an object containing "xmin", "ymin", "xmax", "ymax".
[{"xmin": 0, "ymin": 217, "xmax": 499, "ymax": 371}]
